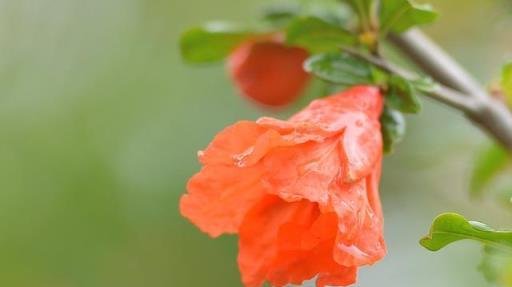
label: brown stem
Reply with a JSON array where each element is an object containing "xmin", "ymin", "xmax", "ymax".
[
  {"xmin": 342, "ymin": 47, "xmax": 480, "ymax": 113},
  {"xmin": 387, "ymin": 29, "xmax": 512, "ymax": 149}
]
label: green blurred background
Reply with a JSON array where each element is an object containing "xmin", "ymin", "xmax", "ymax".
[{"xmin": 0, "ymin": 0, "xmax": 510, "ymax": 286}]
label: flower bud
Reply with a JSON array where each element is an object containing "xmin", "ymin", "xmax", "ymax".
[{"xmin": 227, "ymin": 38, "xmax": 310, "ymax": 107}]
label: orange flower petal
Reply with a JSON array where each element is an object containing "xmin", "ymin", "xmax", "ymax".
[
  {"xmin": 198, "ymin": 121, "xmax": 270, "ymax": 166},
  {"xmin": 255, "ymin": 87, "xmax": 383, "ymax": 204},
  {"xmin": 238, "ymin": 195, "xmax": 358, "ymax": 287},
  {"xmin": 290, "ymin": 86, "xmax": 383, "ymax": 129},
  {"xmin": 330, "ymin": 164, "xmax": 386, "ymax": 267},
  {"xmin": 267, "ymin": 241, "xmax": 357, "ymax": 287},
  {"xmin": 365, "ymin": 155, "xmax": 384, "ymax": 218},
  {"xmin": 261, "ymin": 138, "xmax": 341, "ymax": 204},
  {"xmin": 238, "ymin": 195, "xmax": 319, "ymax": 287},
  {"xmin": 181, "ymin": 85, "xmax": 386, "ymax": 287},
  {"xmin": 257, "ymin": 117, "xmax": 340, "ymax": 143},
  {"xmin": 180, "ymin": 164, "xmax": 266, "ymax": 237},
  {"xmin": 340, "ymin": 117, "xmax": 382, "ymax": 182},
  {"xmin": 315, "ymin": 267, "xmax": 357, "ymax": 287},
  {"xmin": 291, "ymin": 86, "xmax": 383, "ymax": 183}
]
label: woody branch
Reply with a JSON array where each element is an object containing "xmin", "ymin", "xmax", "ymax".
[
  {"xmin": 389, "ymin": 29, "xmax": 512, "ymax": 150},
  {"xmin": 344, "ymin": 28, "xmax": 512, "ymax": 150}
]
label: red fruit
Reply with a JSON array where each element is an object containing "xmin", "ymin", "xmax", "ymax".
[{"xmin": 227, "ymin": 40, "xmax": 310, "ymax": 107}]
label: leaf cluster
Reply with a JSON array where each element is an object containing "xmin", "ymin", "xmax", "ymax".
[{"xmin": 179, "ymin": 1, "xmax": 439, "ymax": 153}]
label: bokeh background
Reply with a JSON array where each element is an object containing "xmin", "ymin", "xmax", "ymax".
[{"xmin": 0, "ymin": 0, "xmax": 511, "ymax": 286}]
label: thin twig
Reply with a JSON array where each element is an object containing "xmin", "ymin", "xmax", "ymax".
[
  {"xmin": 344, "ymin": 29, "xmax": 512, "ymax": 149},
  {"xmin": 389, "ymin": 29, "xmax": 488, "ymax": 98},
  {"xmin": 341, "ymin": 46, "xmax": 480, "ymax": 115}
]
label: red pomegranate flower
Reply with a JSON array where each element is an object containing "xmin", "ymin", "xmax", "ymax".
[
  {"xmin": 227, "ymin": 34, "xmax": 310, "ymax": 107},
  {"xmin": 180, "ymin": 86, "xmax": 386, "ymax": 287}
]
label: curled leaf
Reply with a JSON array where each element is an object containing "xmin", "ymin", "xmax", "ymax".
[{"xmin": 420, "ymin": 213, "xmax": 512, "ymax": 252}]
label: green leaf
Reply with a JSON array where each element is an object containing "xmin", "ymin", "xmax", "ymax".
[
  {"xmin": 470, "ymin": 143, "xmax": 509, "ymax": 197},
  {"xmin": 502, "ymin": 62, "xmax": 512, "ymax": 107},
  {"xmin": 304, "ymin": 53, "xmax": 373, "ymax": 85},
  {"xmin": 380, "ymin": 107, "xmax": 406, "ymax": 154},
  {"xmin": 420, "ymin": 213, "xmax": 512, "ymax": 252},
  {"xmin": 380, "ymin": 0, "xmax": 438, "ymax": 34},
  {"xmin": 262, "ymin": 4, "xmax": 301, "ymax": 28},
  {"xmin": 385, "ymin": 75, "xmax": 422, "ymax": 114},
  {"xmin": 286, "ymin": 16, "xmax": 357, "ymax": 53},
  {"xmin": 180, "ymin": 22, "xmax": 255, "ymax": 63}
]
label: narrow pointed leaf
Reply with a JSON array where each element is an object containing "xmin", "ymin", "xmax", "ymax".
[
  {"xmin": 286, "ymin": 16, "xmax": 357, "ymax": 53},
  {"xmin": 420, "ymin": 213, "xmax": 512, "ymax": 252},
  {"xmin": 180, "ymin": 23, "xmax": 256, "ymax": 63},
  {"xmin": 380, "ymin": 0, "xmax": 438, "ymax": 34}
]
